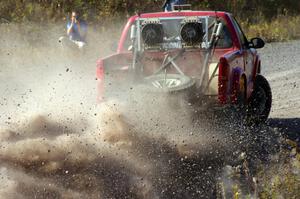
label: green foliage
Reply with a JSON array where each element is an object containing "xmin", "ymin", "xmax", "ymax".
[
  {"xmin": 1, "ymin": 0, "xmax": 300, "ymax": 23},
  {"xmin": 1, "ymin": 0, "xmax": 300, "ymax": 41},
  {"xmin": 217, "ymin": 144, "xmax": 300, "ymax": 199},
  {"xmin": 242, "ymin": 16, "xmax": 300, "ymax": 42},
  {"xmin": 258, "ymin": 151, "xmax": 300, "ymax": 199}
]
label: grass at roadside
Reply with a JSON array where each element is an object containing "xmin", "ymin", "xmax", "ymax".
[
  {"xmin": 218, "ymin": 141, "xmax": 300, "ymax": 199},
  {"xmin": 242, "ymin": 16, "xmax": 300, "ymax": 42},
  {"xmin": 257, "ymin": 146, "xmax": 300, "ymax": 199}
]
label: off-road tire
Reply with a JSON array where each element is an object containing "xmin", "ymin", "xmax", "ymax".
[
  {"xmin": 145, "ymin": 74, "xmax": 195, "ymax": 93},
  {"xmin": 247, "ymin": 75, "xmax": 272, "ymax": 125}
]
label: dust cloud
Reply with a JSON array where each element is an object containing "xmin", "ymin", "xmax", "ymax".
[{"xmin": 0, "ymin": 22, "xmax": 280, "ymax": 198}]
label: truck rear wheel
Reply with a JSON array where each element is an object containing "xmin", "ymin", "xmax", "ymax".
[{"xmin": 247, "ymin": 75, "xmax": 272, "ymax": 124}]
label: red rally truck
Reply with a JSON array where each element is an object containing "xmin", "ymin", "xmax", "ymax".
[{"xmin": 96, "ymin": 9, "xmax": 272, "ymax": 123}]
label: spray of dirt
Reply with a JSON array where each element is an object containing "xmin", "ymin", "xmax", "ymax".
[
  {"xmin": 0, "ymin": 103, "xmax": 240, "ymax": 198},
  {"xmin": 0, "ymin": 22, "xmax": 281, "ymax": 198}
]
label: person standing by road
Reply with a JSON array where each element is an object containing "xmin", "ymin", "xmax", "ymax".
[{"xmin": 66, "ymin": 11, "xmax": 87, "ymax": 48}]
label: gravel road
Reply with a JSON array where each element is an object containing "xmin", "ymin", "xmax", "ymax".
[
  {"xmin": 259, "ymin": 41, "xmax": 300, "ymax": 142},
  {"xmin": 261, "ymin": 41, "xmax": 300, "ymax": 118}
]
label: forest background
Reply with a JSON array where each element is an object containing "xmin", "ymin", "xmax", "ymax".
[{"xmin": 1, "ymin": 0, "xmax": 300, "ymax": 41}]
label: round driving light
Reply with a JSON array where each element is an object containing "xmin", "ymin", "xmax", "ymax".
[
  {"xmin": 180, "ymin": 23, "xmax": 203, "ymax": 46},
  {"xmin": 142, "ymin": 24, "xmax": 164, "ymax": 46}
]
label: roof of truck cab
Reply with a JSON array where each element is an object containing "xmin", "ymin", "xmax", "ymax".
[
  {"xmin": 126, "ymin": 11, "xmax": 232, "ymax": 24},
  {"xmin": 137, "ymin": 11, "xmax": 230, "ymax": 18}
]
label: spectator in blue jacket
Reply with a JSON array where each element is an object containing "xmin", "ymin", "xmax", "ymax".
[{"xmin": 66, "ymin": 11, "xmax": 87, "ymax": 48}]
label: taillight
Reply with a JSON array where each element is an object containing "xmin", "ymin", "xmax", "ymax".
[
  {"xmin": 218, "ymin": 57, "xmax": 229, "ymax": 104},
  {"xmin": 96, "ymin": 60, "xmax": 104, "ymax": 103}
]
